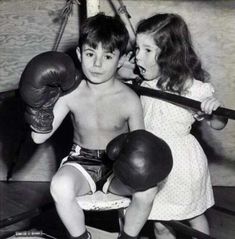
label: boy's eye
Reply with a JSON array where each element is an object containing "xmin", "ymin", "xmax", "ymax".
[
  {"xmin": 105, "ymin": 55, "xmax": 113, "ymax": 60},
  {"xmin": 86, "ymin": 52, "xmax": 94, "ymax": 57}
]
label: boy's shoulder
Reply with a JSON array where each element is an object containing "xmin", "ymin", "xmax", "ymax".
[
  {"xmin": 113, "ymin": 81, "xmax": 142, "ymax": 111},
  {"xmin": 61, "ymin": 80, "xmax": 86, "ymax": 97},
  {"xmin": 115, "ymin": 80, "xmax": 140, "ymax": 98}
]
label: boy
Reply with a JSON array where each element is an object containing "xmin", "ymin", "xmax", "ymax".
[{"xmin": 25, "ymin": 14, "xmax": 158, "ymax": 239}]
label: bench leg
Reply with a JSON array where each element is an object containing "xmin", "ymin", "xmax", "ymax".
[{"xmin": 118, "ymin": 208, "xmax": 126, "ymax": 232}]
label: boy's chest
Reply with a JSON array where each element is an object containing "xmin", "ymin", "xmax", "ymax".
[{"xmin": 69, "ymin": 95, "xmax": 127, "ymax": 130}]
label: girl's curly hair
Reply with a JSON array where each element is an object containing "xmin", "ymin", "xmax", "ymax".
[{"xmin": 136, "ymin": 13, "xmax": 209, "ymax": 94}]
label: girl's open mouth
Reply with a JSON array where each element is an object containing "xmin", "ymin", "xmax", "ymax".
[{"xmin": 137, "ymin": 65, "xmax": 146, "ymax": 74}]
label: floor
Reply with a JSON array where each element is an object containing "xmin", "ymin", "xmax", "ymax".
[{"xmin": 0, "ymin": 182, "xmax": 234, "ymax": 239}]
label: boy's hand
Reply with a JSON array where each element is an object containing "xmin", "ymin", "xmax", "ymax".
[
  {"xmin": 19, "ymin": 51, "xmax": 82, "ymax": 134},
  {"xmin": 106, "ymin": 129, "xmax": 173, "ymax": 191}
]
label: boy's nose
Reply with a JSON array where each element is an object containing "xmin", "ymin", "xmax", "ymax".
[{"xmin": 135, "ymin": 51, "xmax": 141, "ymax": 62}]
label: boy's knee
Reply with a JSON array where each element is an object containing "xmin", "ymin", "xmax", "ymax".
[
  {"xmin": 134, "ymin": 186, "xmax": 158, "ymax": 201},
  {"xmin": 50, "ymin": 174, "xmax": 76, "ymax": 202},
  {"xmin": 132, "ymin": 187, "xmax": 157, "ymax": 206}
]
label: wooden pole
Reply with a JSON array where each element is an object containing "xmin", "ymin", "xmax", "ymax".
[{"xmin": 86, "ymin": 0, "xmax": 100, "ymax": 17}]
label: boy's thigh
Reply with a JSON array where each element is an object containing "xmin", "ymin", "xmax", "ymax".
[{"xmin": 53, "ymin": 165, "xmax": 91, "ymax": 196}]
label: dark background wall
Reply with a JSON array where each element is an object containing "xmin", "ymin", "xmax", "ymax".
[
  {"xmin": 0, "ymin": 0, "xmax": 235, "ymax": 185},
  {"xmin": 0, "ymin": 0, "xmax": 80, "ymax": 181}
]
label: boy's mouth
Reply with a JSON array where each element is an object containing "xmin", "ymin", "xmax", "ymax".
[{"xmin": 90, "ymin": 71, "xmax": 103, "ymax": 76}]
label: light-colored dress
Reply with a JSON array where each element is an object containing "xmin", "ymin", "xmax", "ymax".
[{"xmin": 141, "ymin": 79, "xmax": 215, "ymax": 220}]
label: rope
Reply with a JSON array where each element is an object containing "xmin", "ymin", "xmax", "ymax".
[
  {"xmin": 163, "ymin": 220, "xmax": 216, "ymax": 239},
  {"xmin": 126, "ymin": 83, "xmax": 235, "ymax": 120},
  {"xmin": 107, "ymin": 0, "xmax": 136, "ymax": 50},
  {"xmin": 52, "ymin": 0, "xmax": 80, "ymax": 51},
  {"xmin": 117, "ymin": 0, "xmax": 136, "ymax": 36}
]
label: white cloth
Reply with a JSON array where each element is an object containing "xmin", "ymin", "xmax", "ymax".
[{"xmin": 141, "ymin": 79, "xmax": 215, "ymax": 220}]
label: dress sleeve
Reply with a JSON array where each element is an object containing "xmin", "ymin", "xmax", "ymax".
[
  {"xmin": 198, "ymin": 82, "xmax": 215, "ymax": 101},
  {"xmin": 188, "ymin": 81, "xmax": 215, "ymax": 102},
  {"xmin": 140, "ymin": 95, "xmax": 148, "ymax": 117},
  {"xmin": 189, "ymin": 81, "xmax": 215, "ymax": 121}
]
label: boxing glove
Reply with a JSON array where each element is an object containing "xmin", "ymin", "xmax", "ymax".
[
  {"xmin": 19, "ymin": 51, "xmax": 82, "ymax": 133},
  {"xmin": 106, "ymin": 130, "xmax": 173, "ymax": 191}
]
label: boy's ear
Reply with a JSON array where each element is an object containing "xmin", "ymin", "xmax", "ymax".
[{"xmin": 76, "ymin": 47, "xmax": 81, "ymax": 62}]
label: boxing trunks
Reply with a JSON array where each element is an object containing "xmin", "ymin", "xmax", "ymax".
[{"xmin": 60, "ymin": 144, "xmax": 113, "ymax": 193}]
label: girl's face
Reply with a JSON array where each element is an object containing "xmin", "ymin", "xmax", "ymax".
[
  {"xmin": 135, "ymin": 33, "xmax": 161, "ymax": 81},
  {"xmin": 78, "ymin": 42, "xmax": 121, "ymax": 84}
]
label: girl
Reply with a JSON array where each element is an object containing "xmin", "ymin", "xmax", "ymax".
[{"xmin": 134, "ymin": 13, "xmax": 228, "ymax": 238}]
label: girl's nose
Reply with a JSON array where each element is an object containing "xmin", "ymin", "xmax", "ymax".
[{"xmin": 94, "ymin": 56, "xmax": 102, "ymax": 67}]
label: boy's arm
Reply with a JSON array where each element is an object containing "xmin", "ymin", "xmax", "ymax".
[
  {"xmin": 19, "ymin": 51, "xmax": 82, "ymax": 134},
  {"xmin": 127, "ymin": 92, "xmax": 145, "ymax": 131},
  {"xmin": 31, "ymin": 96, "xmax": 70, "ymax": 144}
]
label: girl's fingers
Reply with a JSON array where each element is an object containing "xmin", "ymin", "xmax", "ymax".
[{"xmin": 201, "ymin": 97, "xmax": 222, "ymax": 114}]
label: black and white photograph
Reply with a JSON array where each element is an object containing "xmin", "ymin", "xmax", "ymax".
[{"xmin": 0, "ymin": 0, "xmax": 235, "ymax": 238}]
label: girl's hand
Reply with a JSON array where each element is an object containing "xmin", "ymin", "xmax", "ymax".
[
  {"xmin": 198, "ymin": 96, "xmax": 228, "ymax": 130},
  {"xmin": 200, "ymin": 96, "xmax": 222, "ymax": 115},
  {"xmin": 117, "ymin": 51, "xmax": 139, "ymax": 80}
]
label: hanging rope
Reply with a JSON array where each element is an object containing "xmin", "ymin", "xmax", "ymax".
[
  {"xmin": 117, "ymin": 0, "xmax": 136, "ymax": 47},
  {"xmin": 107, "ymin": 0, "xmax": 136, "ymax": 50},
  {"xmin": 52, "ymin": 0, "xmax": 80, "ymax": 51}
]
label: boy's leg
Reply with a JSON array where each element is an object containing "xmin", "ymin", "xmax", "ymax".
[
  {"xmin": 50, "ymin": 165, "xmax": 91, "ymax": 238},
  {"xmin": 109, "ymin": 177, "xmax": 158, "ymax": 238},
  {"xmin": 123, "ymin": 187, "xmax": 158, "ymax": 237},
  {"xmin": 153, "ymin": 222, "xmax": 176, "ymax": 239}
]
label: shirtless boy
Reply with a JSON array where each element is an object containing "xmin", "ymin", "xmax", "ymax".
[{"xmin": 20, "ymin": 13, "xmax": 159, "ymax": 239}]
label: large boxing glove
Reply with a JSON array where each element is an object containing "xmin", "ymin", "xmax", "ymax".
[
  {"xmin": 106, "ymin": 129, "xmax": 173, "ymax": 191},
  {"xmin": 19, "ymin": 51, "xmax": 82, "ymax": 133}
]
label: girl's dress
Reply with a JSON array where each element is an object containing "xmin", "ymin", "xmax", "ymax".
[{"xmin": 141, "ymin": 79, "xmax": 215, "ymax": 220}]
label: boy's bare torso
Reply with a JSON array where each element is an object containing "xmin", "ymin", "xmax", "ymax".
[{"xmin": 63, "ymin": 79, "xmax": 137, "ymax": 149}]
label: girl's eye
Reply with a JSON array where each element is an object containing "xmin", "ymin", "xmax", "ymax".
[{"xmin": 145, "ymin": 48, "xmax": 151, "ymax": 53}]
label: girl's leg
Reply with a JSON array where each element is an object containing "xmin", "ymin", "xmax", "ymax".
[
  {"xmin": 189, "ymin": 213, "xmax": 210, "ymax": 237},
  {"xmin": 50, "ymin": 165, "xmax": 91, "ymax": 238},
  {"xmin": 109, "ymin": 177, "xmax": 158, "ymax": 237},
  {"xmin": 153, "ymin": 222, "xmax": 176, "ymax": 239}
]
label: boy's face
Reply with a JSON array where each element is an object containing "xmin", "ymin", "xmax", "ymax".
[
  {"xmin": 135, "ymin": 33, "xmax": 161, "ymax": 81},
  {"xmin": 77, "ymin": 43, "xmax": 121, "ymax": 84}
]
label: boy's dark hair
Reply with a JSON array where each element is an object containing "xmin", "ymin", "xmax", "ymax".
[
  {"xmin": 79, "ymin": 13, "xmax": 129, "ymax": 56},
  {"xmin": 136, "ymin": 13, "xmax": 209, "ymax": 94}
]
